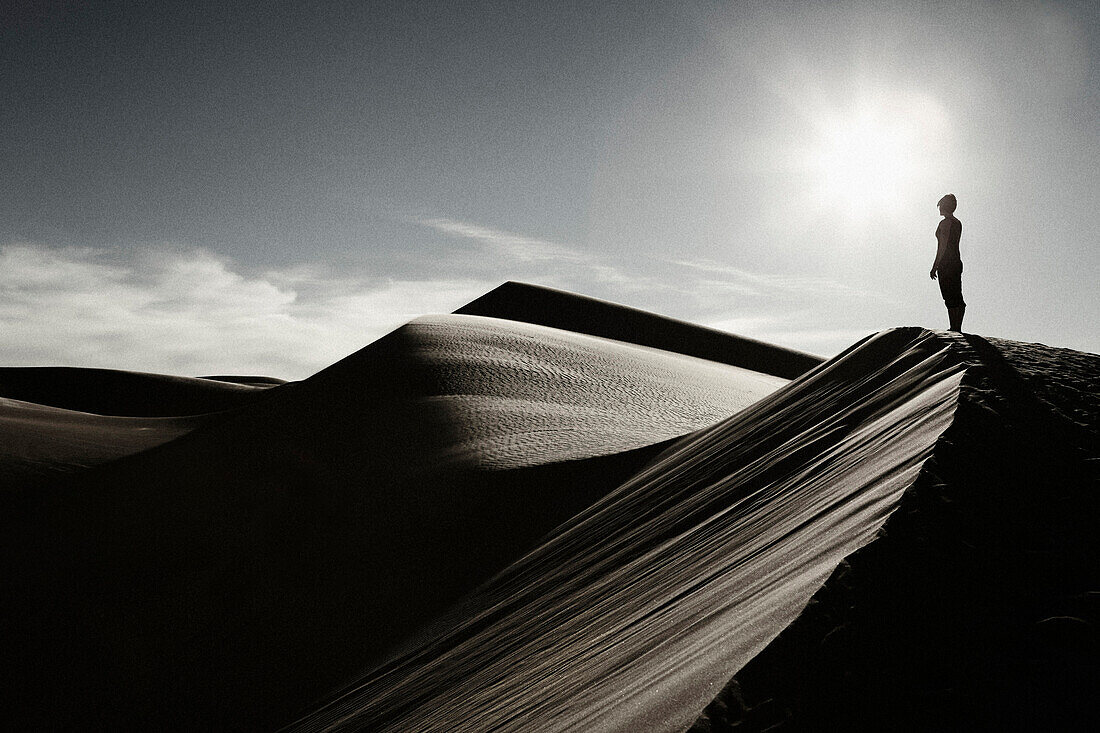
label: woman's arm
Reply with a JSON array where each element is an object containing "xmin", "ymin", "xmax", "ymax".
[{"xmin": 930, "ymin": 227, "xmax": 946, "ymax": 279}]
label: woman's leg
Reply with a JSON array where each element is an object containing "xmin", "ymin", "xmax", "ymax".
[
  {"xmin": 948, "ymin": 305, "xmax": 965, "ymax": 332},
  {"xmin": 938, "ymin": 269, "xmax": 965, "ymax": 332}
]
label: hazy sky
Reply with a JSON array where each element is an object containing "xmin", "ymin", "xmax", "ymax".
[{"xmin": 3, "ymin": 0, "xmax": 1098, "ymax": 378}]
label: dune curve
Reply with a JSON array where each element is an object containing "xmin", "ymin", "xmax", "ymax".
[
  {"xmin": 0, "ymin": 311, "xmax": 785, "ymax": 730},
  {"xmin": 289, "ymin": 328, "xmax": 968, "ymax": 732}
]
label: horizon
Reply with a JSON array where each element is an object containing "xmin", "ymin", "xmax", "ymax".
[{"xmin": 3, "ymin": 0, "xmax": 1098, "ymax": 379}]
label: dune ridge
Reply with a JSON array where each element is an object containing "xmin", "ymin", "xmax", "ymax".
[
  {"xmin": 693, "ymin": 333, "xmax": 1099, "ymax": 731},
  {"xmin": 0, "ymin": 367, "xmax": 282, "ymax": 491},
  {"xmin": 456, "ymin": 281, "xmax": 823, "ymax": 379},
  {"xmin": 0, "ymin": 397, "xmax": 202, "ymax": 487},
  {"xmin": 288, "ymin": 328, "xmax": 971, "ymax": 732}
]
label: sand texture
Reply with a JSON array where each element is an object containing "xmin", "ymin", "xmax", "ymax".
[{"xmin": 1, "ymin": 283, "xmax": 1096, "ymax": 731}]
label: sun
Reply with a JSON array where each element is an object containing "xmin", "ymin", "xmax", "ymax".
[
  {"xmin": 803, "ymin": 93, "xmax": 950, "ymax": 215},
  {"xmin": 815, "ymin": 110, "xmax": 913, "ymax": 205}
]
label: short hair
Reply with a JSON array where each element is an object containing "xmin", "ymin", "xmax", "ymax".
[{"xmin": 938, "ymin": 194, "xmax": 957, "ymax": 213}]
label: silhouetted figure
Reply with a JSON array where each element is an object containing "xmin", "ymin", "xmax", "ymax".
[{"xmin": 930, "ymin": 193, "xmax": 965, "ymax": 331}]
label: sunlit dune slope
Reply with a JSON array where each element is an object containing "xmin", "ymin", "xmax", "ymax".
[
  {"xmin": 309, "ymin": 314, "xmax": 788, "ymax": 469},
  {"xmin": 456, "ymin": 281, "xmax": 823, "ymax": 379},
  {"xmin": 290, "ymin": 327, "xmax": 969, "ymax": 732},
  {"xmin": 0, "ymin": 313, "xmax": 785, "ymax": 730}
]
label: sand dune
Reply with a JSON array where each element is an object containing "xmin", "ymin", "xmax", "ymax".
[
  {"xmin": 0, "ymin": 365, "xmax": 277, "ymax": 416},
  {"xmin": 457, "ymin": 281, "xmax": 822, "ymax": 379},
  {"xmin": 1, "ymin": 284, "xmax": 1096, "ymax": 731},
  {"xmin": 0, "ymin": 397, "xmax": 200, "ymax": 486},
  {"xmin": 310, "ymin": 313, "xmax": 788, "ymax": 469},
  {"xmin": 695, "ymin": 332, "xmax": 1099, "ymax": 731},
  {"xmin": 0, "ymin": 367, "xmax": 281, "ymax": 490},
  {"xmin": 0, "ymin": 314, "xmax": 781, "ymax": 492},
  {"xmin": 288, "ymin": 327, "xmax": 968, "ymax": 732},
  {"xmin": 1, "ymin": 302, "xmax": 787, "ymax": 730}
]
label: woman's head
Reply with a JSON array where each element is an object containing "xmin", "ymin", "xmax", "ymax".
[{"xmin": 938, "ymin": 193, "xmax": 957, "ymax": 214}]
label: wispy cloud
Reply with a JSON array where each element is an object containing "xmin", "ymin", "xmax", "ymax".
[
  {"xmin": 415, "ymin": 216, "xmax": 660, "ymax": 293},
  {"xmin": 0, "ymin": 244, "xmax": 491, "ymax": 380},
  {"xmin": 418, "ymin": 218, "xmax": 587, "ymax": 264},
  {"xmin": 654, "ymin": 258, "xmax": 893, "ymax": 356},
  {"xmin": 0, "ymin": 223, "xmax": 897, "ymax": 381},
  {"xmin": 412, "ymin": 219, "xmax": 883, "ymax": 357},
  {"xmin": 668, "ymin": 258, "xmax": 862, "ymax": 296}
]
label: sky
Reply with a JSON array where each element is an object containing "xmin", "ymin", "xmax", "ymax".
[{"xmin": 3, "ymin": 0, "xmax": 1098, "ymax": 379}]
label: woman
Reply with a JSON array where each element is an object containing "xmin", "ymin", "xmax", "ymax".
[{"xmin": 930, "ymin": 193, "xmax": 965, "ymax": 332}]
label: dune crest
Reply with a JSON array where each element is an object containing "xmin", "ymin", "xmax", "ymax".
[{"xmin": 456, "ymin": 281, "xmax": 823, "ymax": 379}]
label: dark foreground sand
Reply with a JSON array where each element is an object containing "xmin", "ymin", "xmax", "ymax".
[{"xmin": 1, "ymin": 283, "xmax": 1096, "ymax": 731}]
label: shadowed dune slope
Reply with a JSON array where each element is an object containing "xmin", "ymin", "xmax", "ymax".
[
  {"xmin": 0, "ymin": 366, "xmax": 277, "ymax": 416},
  {"xmin": 290, "ymin": 328, "xmax": 971, "ymax": 732},
  {"xmin": 0, "ymin": 314, "xmax": 784, "ymax": 730},
  {"xmin": 456, "ymin": 281, "xmax": 823, "ymax": 379},
  {"xmin": 0, "ymin": 367, "xmax": 284, "ymax": 490},
  {"xmin": 694, "ymin": 333, "xmax": 1099, "ymax": 731},
  {"xmin": 0, "ymin": 398, "xmax": 201, "ymax": 487}
]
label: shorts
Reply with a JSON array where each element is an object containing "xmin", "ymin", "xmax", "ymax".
[{"xmin": 937, "ymin": 264, "xmax": 965, "ymax": 308}]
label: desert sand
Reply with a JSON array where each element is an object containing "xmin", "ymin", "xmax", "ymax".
[{"xmin": 1, "ymin": 283, "xmax": 1096, "ymax": 731}]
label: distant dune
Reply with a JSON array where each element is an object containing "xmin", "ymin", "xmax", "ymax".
[
  {"xmin": 456, "ymin": 281, "xmax": 823, "ymax": 379},
  {"xmin": 0, "ymin": 365, "xmax": 276, "ymax": 416},
  {"xmin": 1, "ymin": 283, "xmax": 1096, "ymax": 731},
  {"xmin": 0, "ymin": 367, "xmax": 279, "ymax": 489}
]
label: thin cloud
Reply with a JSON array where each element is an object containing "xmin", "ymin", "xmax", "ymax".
[
  {"xmin": 0, "ymin": 243, "xmax": 491, "ymax": 380},
  {"xmin": 413, "ymin": 218, "xmax": 881, "ymax": 358},
  {"xmin": 418, "ymin": 218, "xmax": 587, "ymax": 264},
  {"xmin": 669, "ymin": 258, "xmax": 861, "ymax": 295},
  {"xmin": 415, "ymin": 216, "xmax": 663, "ymax": 294},
  {"xmin": 662, "ymin": 258, "xmax": 892, "ymax": 357}
]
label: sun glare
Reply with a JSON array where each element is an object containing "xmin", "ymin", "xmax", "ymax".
[{"xmin": 804, "ymin": 93, "xmax": 950, "ymax": 216}]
